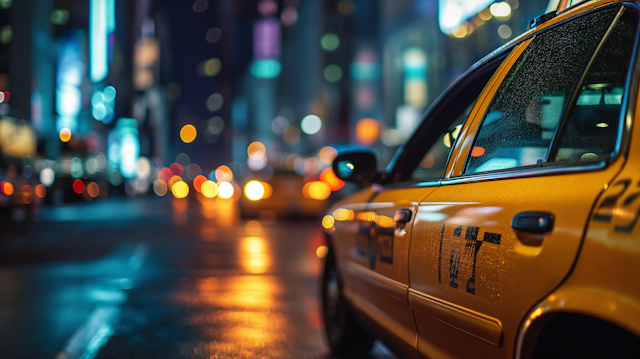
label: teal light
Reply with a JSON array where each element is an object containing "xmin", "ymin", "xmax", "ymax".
[
  {"xmin": 90, "ymin": 0, "xmax": 108, "ymax": 83},
  {"xmin": 106, "ymin": 0, "xmax": 115, "ymax": 34},
  {"xmin": 350, "ymin": 62, "xmax": 382, "ymax": 80},
  {"xmin": 251, "ymin": 59, "xmax": 281, "ymax": 78}
]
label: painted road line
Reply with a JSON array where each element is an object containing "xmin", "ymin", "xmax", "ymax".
[
  {"xmin": 53, "ymin": 306, "xmax": 119, "ymax": 359},
  {"xmin": 54, "ymin": 243, "xmax": 149, "ymax": 359}
]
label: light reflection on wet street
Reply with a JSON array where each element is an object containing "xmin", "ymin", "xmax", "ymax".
[{"xmin": 0, "ymin": 197, "xmax": 397, "ymax": 359}]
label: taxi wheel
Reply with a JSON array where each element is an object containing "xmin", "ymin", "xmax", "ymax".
[{"xmin": 322, "ymin": 252, "xmax": 374, "ymax": 358}]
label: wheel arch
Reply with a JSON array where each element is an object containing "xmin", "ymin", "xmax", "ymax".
[{"xmin": 517, "ymin": 288, "xmax": 640, "ymax": 359}]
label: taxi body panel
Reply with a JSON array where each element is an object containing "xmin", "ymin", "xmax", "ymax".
[
  {"xmin": 517, "ymin": 58, "xmax": 640, "ymax": 355},
  {"xmin": 326, "ymin": 1, "xmax": 640, "ymax": 358},
  {"xmin": 332, "ymin": 185, "xmax": 437, "ymax": 359}
]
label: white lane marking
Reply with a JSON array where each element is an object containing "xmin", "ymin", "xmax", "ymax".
[
  {"xmin": 54, "ymin": 243, "xmax": 149, "ymax": 359},
  {"xmin": 54, "ymin": 306, "xmax": 119, "ymax": 359}
]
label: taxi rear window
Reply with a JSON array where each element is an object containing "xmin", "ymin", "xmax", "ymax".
[{"xmin": 466, "ymin": 6, "xmax": 638, "ymax": 174}]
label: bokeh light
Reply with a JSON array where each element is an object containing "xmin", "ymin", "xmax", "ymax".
[
  {"xmin": 180, "ymin": 124, "xmax": 197, "ymax": 143},
  {"xmin": 153, "ymin": 179, "xmax": 168, "ymax": 196},
  {"xmin": 333, "ymin": 208, "xmax": 354, "ymax": 221},
  {"xmin": 202, "ymin": 180, "xmax": 218, "ymax": 198},
  {"xmin": 316, "ymin": 245, "xmax": 329, "ymax": 258},
  {"xmin": 244, "ymin": 180, "xmax": 265, "ymax": 201},
  {"xmin": 356, "ymin": 118, "xmax": 380, "ymax": 145},
  {"xmin": 59, "ymin": 128, "xmax": 72, "ymax": 142},
  {"xmin": 322, "ymin": 215, "xmax": 335, "ymax": 229},
  {"xmin": 207, "ymin": 93, "xmax": 224, "ymax": 112},
  {"xmin": 320, "ymin": 33, "xmax": 340, "ymax": 51},
  {"xmin": 168, "ymin": 175, "xmax": 182, "ymax": 190},
  {"xmin": 262, "ymin": 182, "xmax": 273, "ymax": 199},
  {"xmin": 198, "ymin": 58, "xmax": 221, "ymax": 77},
  {"xmin": 283, "ymin": 126, "xmax": 301, "ymax": 144},
  {"xmin": 87, "ymin": 182, "xmax": 100, "ymax": 198},
  {"xmin": 187, "ymin": 163, "xmax": 202, "ymax": 180},
  {"xmin": 281, "ymin": 6, "xmax": 297, "ymax": 26},
  {"xmin": 303, "ymin": 181, "xmax": 331, "ymax": 200},
  {"xmin": 217, "ymin": 181, "xmax": 234, "ymax": 199},
  {"xmin": 215, "ymin": 165, "xmax": 233, "ymax": 182},
  {"xmin": 319, "ymin": 146, "xmax": 338, "ymax": 165},
  {"xmin": 72, "ymin": 179, "xmax": 84, "ymax": 194},
  {"xmin": 324, "ymin": 64, "xmax": 343, "ymax": 82},
  {"xmin": 319, "ymin": 167, "xmax": 345, "ymax": 191},
  {"xmin": 172, "ymin": 181, "xmax": 189, "ymax": 198},
  {"xmin": 169, "ymin": 162, "xmax": 184, "ymax": 177},
  {"xmin": 206, "ymin": 27, "xmax": 221, "ymax": 43},
  {"xmin": 1, "ymin": 181, "xmax": 14, "ymax": 195},
  {"xmin": 498, "ymin": 24, "xmax": 512, "ymax": 39},
  {"xmin": 247, "ymin": 142, "xmax": 266, "ymax": 160},
  {"xmin": 40, "ymin": 168, "xmax": 55, "ymax": 187},
  {"xmin": 490, "ymin": 2, "xmax": 511, "ymax": 17},
  {"xmin": 35, "ymin": 184, "xmax": 46, "ymax": 198},
  {"xmin": 301, "ymin": 115, "xmax": 322, "ymax": 135},
  {"xmin": 158, "ymin": 167, "xmax": 173, "ymax": 182},
  {"xmin": 193, "ymin": 175, "xmax": 207, "ymax": 193}
]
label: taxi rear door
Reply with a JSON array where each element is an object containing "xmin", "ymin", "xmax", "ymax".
[{"xmin": 407, "ymin": 5, "xmax": 639, "ymax": 359}]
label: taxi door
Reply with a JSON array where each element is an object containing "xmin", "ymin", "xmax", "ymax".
[
  {"xmin": 407, "ymin": 5, "xmax": 637, "ymax": 358},
  {"xmin": 332, "ymin": 48, "xmax": 511, "ymax": 359},
  {"xmin": 337, "ymin": 185, "xmax": 437, "ymax": 359}
]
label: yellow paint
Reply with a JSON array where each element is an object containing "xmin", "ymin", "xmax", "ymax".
[{"xmin": 328, "ymin": 3, "xmax": 640, "ymax": 359}]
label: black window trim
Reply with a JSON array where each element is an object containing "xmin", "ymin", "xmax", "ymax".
[{"xmin": 443, "ymin": 2, "xmax": 640, "ymax": 187}]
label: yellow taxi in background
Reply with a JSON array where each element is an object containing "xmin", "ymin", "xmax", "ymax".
[
  {"xmin": 322, "ymin": 1, "xmax": 640, "ymax": 358},
  {"xmin": 239, "ymin": 171, "xmax": 331, "ymax": 219}
]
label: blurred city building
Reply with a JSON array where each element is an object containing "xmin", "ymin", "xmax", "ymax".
[{"xmin": 0, "ymin": 0, "xmax": 549, "ymax": 220}]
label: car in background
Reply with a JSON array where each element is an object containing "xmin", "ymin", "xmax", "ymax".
[
  {"xmin": 239, "ymin": 170, "xmax": 331, "ymax": 220},
  {"xmin": 321, "ymin": 1, "xmax": 640, "ymax": 358}
]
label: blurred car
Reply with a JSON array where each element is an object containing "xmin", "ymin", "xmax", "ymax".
[
  {"xmin": 321, "ymin": 1, "xmax": 640, "ymax": 358},
  {"xmin": 239, "ymin": 171, "xmax": 330, "ymax": 219}
]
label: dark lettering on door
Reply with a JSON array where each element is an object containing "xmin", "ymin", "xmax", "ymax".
[{"xmin": 438, "ymin": 223, "xmax": 502, "ymax": 297}]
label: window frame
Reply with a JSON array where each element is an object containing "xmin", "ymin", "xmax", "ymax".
[
  {"xmin": 378, "ymin": 48, "xmax": 515, "ymax": 188},
  {"xmin": 446, "ymin": 2, "xmax": 640, "ymax": 185}
]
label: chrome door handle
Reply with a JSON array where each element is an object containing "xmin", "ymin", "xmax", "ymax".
[
  {"xmin": 511, "ymin": 211, "xmax": 554, "ymax": 234},
  {"xmin": 394, "ymin": 209, "xmax": 412, "ymax": 223}
]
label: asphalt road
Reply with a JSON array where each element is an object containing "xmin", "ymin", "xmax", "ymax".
[{"xmin": 0, "ymin": 196, "xmax": 397, "ymax": 359}]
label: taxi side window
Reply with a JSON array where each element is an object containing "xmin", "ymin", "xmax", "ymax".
[
  {"xmin": 554, "ymin": 8, "xmax": 639, "ymax": 163},
  {"xmin": 411, "ymin": 101, "xmax": 473, "ymax": 181},
  {"xmin": 403, "ymin": 54, "xmax": 508, "ymax": 183},
  {"xmin": 466, "ymin": 7, "xmax": 624, "ymax": 174}
]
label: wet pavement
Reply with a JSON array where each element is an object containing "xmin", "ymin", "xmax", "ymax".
[{"xmin": 0, "ymin": 197, "xmax": 397, "ymax": 359}]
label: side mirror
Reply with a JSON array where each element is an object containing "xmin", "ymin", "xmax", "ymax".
[{"xmin": 332, "ymin": 150, "xmax": 378, "ymax": 185}]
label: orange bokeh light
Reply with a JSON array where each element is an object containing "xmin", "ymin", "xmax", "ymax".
[
  {"xmin": 319, "ymin": 167, "xmax": 345, "ymax": 191},
  {"xmin": 35, "ymin": 184, "xmax": 46, "ymax": 198},
  {"xmin": 59, "ymin": 128, "xmax": 72, "ymax": 142},
  {"xmin": 215, "ymin": 165, "xmax": 233, "ymax": 182},
  {"xmin": 193, "ymin": 175, "xmax": 208, "ymax": 193},
  {"xmin": 87, "ymin": 182, "xmax": 100, "ymax": 198},
  {"xmin": 471, "ymin": 146, "xmax": 486, "ymax": 157},
  {"xmin": 303, "ymin": 181, "xmax": 331, "ymax": 200},
  {"xmin": 1, "ymin": 181, "xmax": 14, "ymax": 195},
  {"xmin": 168, "ymin": 175, "xmax": 182, "ymax": 190},
  {"xmin": 355, "ymin": 118, "xmax": 380, "ymax": 145}
]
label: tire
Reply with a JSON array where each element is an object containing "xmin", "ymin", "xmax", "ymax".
[{"xmin": 322, "ymin": 251, "xmax": 374, "ymax": 358}]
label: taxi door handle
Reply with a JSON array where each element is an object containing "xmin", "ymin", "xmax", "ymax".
[
  {"xmin": 511, "ymin": 211, "xmax": 554, "ymax": 234},
  {"xmin": 394, "ymin": 209, "xmax": 412, "ymax": 223}
]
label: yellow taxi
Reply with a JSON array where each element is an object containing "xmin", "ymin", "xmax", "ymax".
[{"xmin": 322, "ymin": 1, "xmax": 640, "ymax": 358}]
